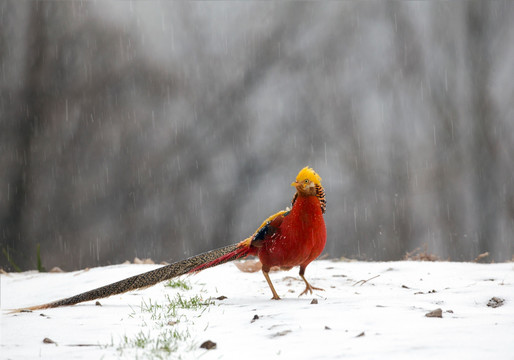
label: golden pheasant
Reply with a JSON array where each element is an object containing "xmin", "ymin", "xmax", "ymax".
[{"xmin": 15, "ymin": 166, "xmax": 326, "ymax": 311}]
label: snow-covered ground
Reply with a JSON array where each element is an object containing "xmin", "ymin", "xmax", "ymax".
[{"xmin": 1, "ymin": 260, "xmax": 513, "ymax": 359}]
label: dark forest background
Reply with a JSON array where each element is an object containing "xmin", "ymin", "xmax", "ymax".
[{"xmin": 1, "ymin": 2, "xmax": 514, "ymax": 271}]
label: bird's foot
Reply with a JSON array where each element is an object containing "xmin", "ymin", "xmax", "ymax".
[
  {"xmin": 299, "ymin": 284, "xmax": 324, "ymax": 297},
  {"xmin": 271, "ymin": 295, "xmax": 281, "ymax": 300}
]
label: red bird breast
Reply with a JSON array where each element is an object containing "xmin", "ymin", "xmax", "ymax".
[{"xmin": 258, "ymin": 194, "xmax": 326, "ymax": 268}]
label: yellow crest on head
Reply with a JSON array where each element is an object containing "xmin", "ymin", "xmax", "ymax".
[{"xmin": 295, "ymin": 166, "xmax": 322, "ymax": 186}]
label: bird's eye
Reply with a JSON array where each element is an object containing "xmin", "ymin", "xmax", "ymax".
[{"xmin": 304, "ymin": 179, "xmax": 309, "ymax": 184}]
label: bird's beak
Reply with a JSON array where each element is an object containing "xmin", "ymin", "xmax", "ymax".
[{"xmin": 291, "ymin": 181, "xmax": 300, "ymax": 187}]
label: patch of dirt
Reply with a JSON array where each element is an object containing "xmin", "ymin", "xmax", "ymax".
[
  {"xmin": 234, "ymin": 260, "xmax": 282, "ymax": 273},
  {"xmin": 270, "ymin": 330, "xmax": 292, "ymax": 338},
  {"xmin": 404, "ymin": 245, "xmax": 440, "ymax": 261},
  {"xmin": 133, "ymin": 257, "xmax": 154, "ymax": 264},
  {"xmin": 73, "ymin": 268, "xmax": 90, "ymax": 276},
  {"xmin": 474, "ymin": 252, "xmax": 489, "ymax": 263},
  {"xmin": 487, "ymin": 297, "xmax": 505, "ymax": 308},
  {"xmin": 234, "ymin": 260, "xmax": 262, "ymax": 273},
  {"xmin": 415, "ymin": 289, "xmax": 437, "ymax": 295}
]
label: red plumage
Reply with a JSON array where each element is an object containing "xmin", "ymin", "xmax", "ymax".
[{"xmin": 258, "ymin": 194, "xmax": 326, "ymax": 271}]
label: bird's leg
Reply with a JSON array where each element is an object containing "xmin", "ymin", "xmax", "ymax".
[
  {"xmin": 299, "ymin": 266, "xmax": 324, "ymax": 297},
  {"xmin": 262, "ymin": 267, "xmax": 280, "ymax": 300}
]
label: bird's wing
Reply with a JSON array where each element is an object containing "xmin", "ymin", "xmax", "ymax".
[{"xmin": 249, "ymin": 209, "xmax": 289, "ymax": 248}]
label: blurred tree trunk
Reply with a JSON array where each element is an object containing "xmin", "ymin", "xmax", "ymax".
[
  {"xmin": 466, "ymin": 2, "xmax": 499, "ymax": 258},
  {"xmin": 2, "ymin": 2, "xmax": 47, "ymax": 270}
]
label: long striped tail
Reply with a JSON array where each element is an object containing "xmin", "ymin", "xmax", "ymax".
[{"xmin": 11, "ymin": 241, "xmax": 252, "ymax": 312}]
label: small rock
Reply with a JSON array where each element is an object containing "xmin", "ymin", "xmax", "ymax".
[
  {"xmin": 43, "ymin": 337, "xmax": 56, "ymax": 344},
  {"xmin": 168, "ymin": 320, "xmax": 178, "ymax": 326},
  {"xmin": 401, "ymin": 285, "xmax": 410, "ymax": 289},
  {"xmin": 216, "ymin": 296, "xmax": 227, "ymax": 301},
  {"xmin": 251, "ymin": 314, "xmax": 259, "ymax": 323},
  {"xmin": 49, "ymin": 267, "xmax": 64, "ymax": 273},
  {"xmin": 200, "ymin": 340, "xmax": 216, "ymax": 350},
  {"xmin": 356, "ymin": 331, "xmax": 365, "ymax": 337},
  {"xmin": 324, "ymin": 326, "xmax": 331, "ymax": 330},
  {"xmin": 310, "ymin": 299, "xmax": 318, "ymax": 305},
  {"xmin": 425, "ymin": 308, "xmax": 443, "ymax": 318},
  {"xmin": 487, "ymin": 297, "xmax": 505, "ymax": 308},
  {"xmin": 95, "ymin": 301, "xmax": 102, "ymax": 306},
  {"xmin": 446, "ymin": 310, "xmax": 454, "ymax": 313}
]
